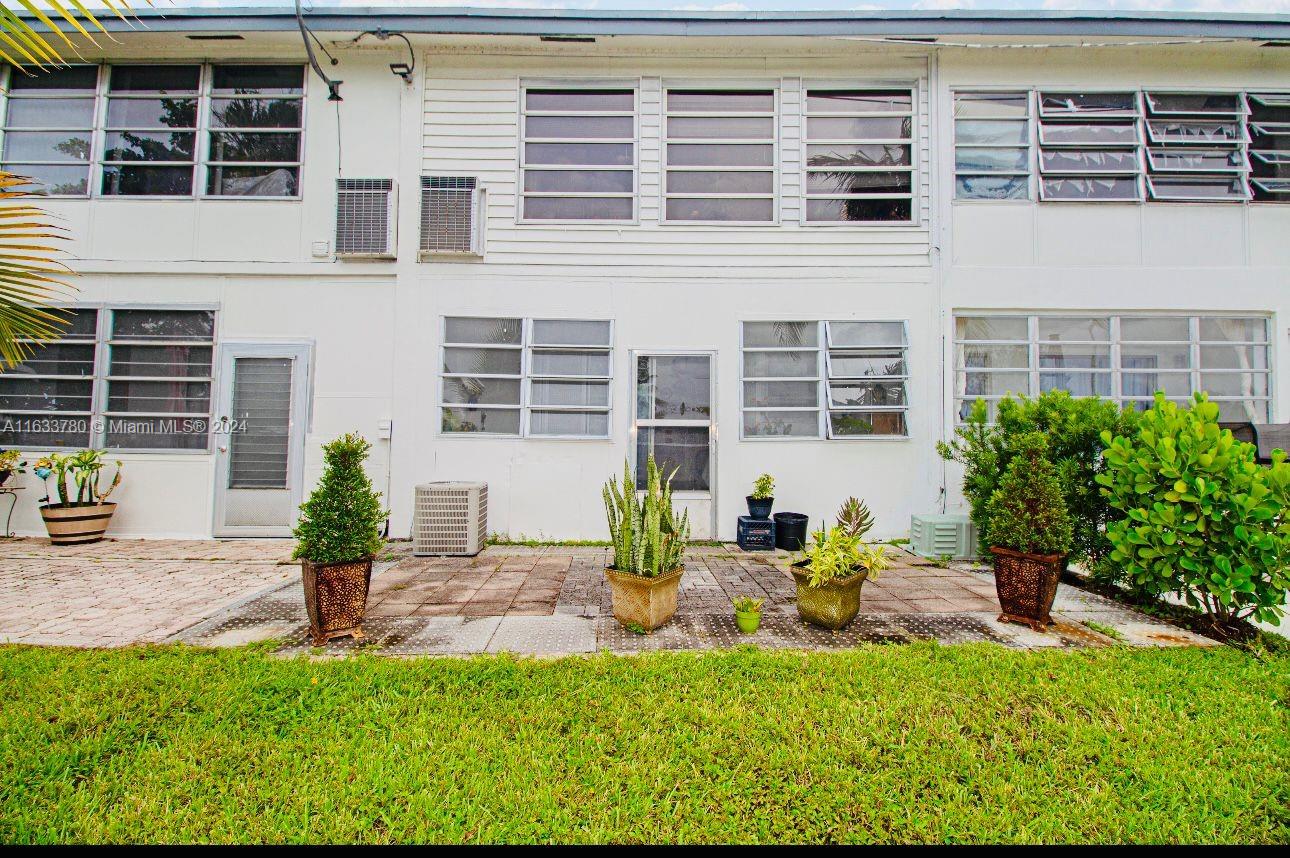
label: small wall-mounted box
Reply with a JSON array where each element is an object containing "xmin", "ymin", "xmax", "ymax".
[{"xmin": 909, "ymin": 514, "xmax": 979, "ymax": 561}]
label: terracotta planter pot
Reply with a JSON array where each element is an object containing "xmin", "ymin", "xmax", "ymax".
[
  {"xmin": 301, "ymin": 557, "xmax": 373, "ymax": 645},
  {"xmin": 990, "ymin": 546, "xmax": 1065, "ymax": 631},
  {"xmin": 791, "ymin": 561, "xmax": 869, "ymax": 630},
  {"xmin": 39, "ymin": 502, "xmax": 117, "ymax": 545},
  {"xmin": 605, "ymin": 566, "xmax": 684, "ymax": 631}
]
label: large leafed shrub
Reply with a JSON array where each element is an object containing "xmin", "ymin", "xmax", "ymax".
[
  {"xmin": 938, "ymin": 390, "xmax": 1139, "ymax": 565},
  {"xmin": 1097, "ymin": 393, "xmax": 1290, "ymax": 629}
]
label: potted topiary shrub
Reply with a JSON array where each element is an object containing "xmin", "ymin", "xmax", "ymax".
[
  {"xmin": 602, "ymin": 456, "xmax": 690, "ymax": 631},
  {"xmin": 746, "ymin": 473, "xmax": 775, "ymax": 519},
  {"xmin": 732, "ymin": 595, "xmax": 763, "ymax": 633},
  {"xmin": 292, "ymin": 433, "xmax": 388, "ymax": 646},
  {"xmin": 984, "ymin": 432, "xmax": 1074, "ymax": 631},
  {"xmin": 791, "ymin": 497, "xmax": 889, "ymax": 630},
  {"xmin": 33, "ymin": 451, "xmax": 122, "ymax": 545}
]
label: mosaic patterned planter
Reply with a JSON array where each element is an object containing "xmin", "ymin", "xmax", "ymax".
[
  {"xmin": 605, "ymin": 566, "xmax": 684, "ymax": 631},
  {"xmin": 301, "ymin": 557, "xmax": 373, "ymax": 645},
  {"xmin": 990, "ymin": 546, "xmax": 1065, "ymax": 632},
  {"xmin": 791, "ymin": 561, "xmax": 869, "ymax": 631}
]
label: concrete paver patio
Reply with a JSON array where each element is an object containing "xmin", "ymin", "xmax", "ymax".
[{"xmin": 0, "ymin": 538, "xmax": 1215, "ymax": 653}]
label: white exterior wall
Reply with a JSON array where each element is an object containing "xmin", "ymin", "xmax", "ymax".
[{"xmin": 3, "ymin": 32, "xmax": 1287, "ymax": 542}]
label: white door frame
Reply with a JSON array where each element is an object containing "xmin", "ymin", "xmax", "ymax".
[
  {"xmin": 212, "ymin": 340, "xmax": 314, "ymax": 538},
  {"xmin": 629, "ymin": 349, "xmax": 718, "ymax": 539}
]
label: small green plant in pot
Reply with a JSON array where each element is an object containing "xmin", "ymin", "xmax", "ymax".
[
  {"xmin": 33, "ymin": 450, "xmax": 123, "ymax": 545},
  {"xmin": 747, "ymin": 473, "xmax": 775, "ymax": 520},
  {"xmin": 603, "ymin": 456, "xmax": 690, "ymax": 631},
  {"xmin": 985, "ymin": 432, "xmax": 1073, "ymax": 631},
  {"xmin": 791, "ymin": 497, "xmax": 890, "ymax": 630},
  {"xmin": 0, "ymin": 449, "xmax": 23, "ymax": 487},
  {"xmin": 732, "ymin": 595, "xmax": 764, "ymax": 634},
  {"xmin": 292, "ymin": 433, "xmax": 388, "ymax": 645}
]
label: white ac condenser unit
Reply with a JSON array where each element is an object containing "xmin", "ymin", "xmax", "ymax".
[{"xmin": 413, "ymin": 482, "xmax": 487, "ymax": 556}]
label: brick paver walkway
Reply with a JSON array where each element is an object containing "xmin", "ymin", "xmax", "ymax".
[
  {"xmin": 0, "ymin": 538, "xmax": 295, "ymax": 647},
  {"xmin": 0, "ymin": 538, "xmax": 1214, "ymax": 653}
]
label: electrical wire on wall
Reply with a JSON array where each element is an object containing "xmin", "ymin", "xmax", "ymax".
[{"xmin": 295, "ymin": 0, "xmax": 344, "ymax": 180}]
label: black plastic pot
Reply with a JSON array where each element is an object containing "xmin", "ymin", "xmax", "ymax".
[
  {"xmin": 774, "ymin": 512, "xmax": 809, "ymax": 552},
  {"xmin": 746, "ymin": 496, "xmax": 774, "ymax": 520}
]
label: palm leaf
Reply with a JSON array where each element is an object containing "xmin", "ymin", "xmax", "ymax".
[{"xmin": 0, "ymin": 171, "xmax": 74, "ymax": 369}]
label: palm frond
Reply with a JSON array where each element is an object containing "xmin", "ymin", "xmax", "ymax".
[{"xmin": 0, "ymin": 171, "xmax": 74, "ymax": 369}]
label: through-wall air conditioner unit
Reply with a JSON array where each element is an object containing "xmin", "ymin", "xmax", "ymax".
[
  {"xmin": 419, "ymin": 176, "xmax": 484, "ymax": 259},
  {"xmin": 413, "ymin": 482, "xmax": 488, "ymax": 556},
  {"xmin": 335, "ymin": 178, "xmax": 397, "ymax": 258}
]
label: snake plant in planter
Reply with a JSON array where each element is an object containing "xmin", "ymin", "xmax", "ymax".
[
  {"xmin": 34, "ymin": 451, "xmax": 123, "ymax": 545},
  {"xmin": 792, "ymin": 497, "xmax": 890, "ymax": 630},
  {"xmin": 602, "ymin": 456, "xmax": 690, "ymax": 631}
]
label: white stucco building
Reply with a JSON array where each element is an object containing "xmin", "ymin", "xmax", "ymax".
[{"xmin": 1, "ymin": 7, "xmax": 1287, "ymax": 542}]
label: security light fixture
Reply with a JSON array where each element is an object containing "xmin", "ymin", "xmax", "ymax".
[{"xmin": 390, "ymin": 62, "xmax": 413, "ymax": 82}]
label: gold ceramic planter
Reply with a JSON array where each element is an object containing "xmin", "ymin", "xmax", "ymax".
[
  {"xmin": 605, "ymin": 566, "xmax": 684, "ymax": 631},
  {"xmin": 791, "ymin": 562, "xmax": 869, "ymax": 631}
]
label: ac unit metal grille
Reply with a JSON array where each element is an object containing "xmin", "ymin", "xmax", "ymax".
[
  {"xmin": 909, "ymin": 514, "xmax": 979, "ymax": 561},
  {"xmin": 413, "ymin": 482, "xmax": 487, "ymax": 556},
  {"xmin": 336, "ymin": 178, "xmax": 393, "ymax": 255},
  {"xmin": 420, "ymin": 176, "xmax": 478, "ymax": 254}
]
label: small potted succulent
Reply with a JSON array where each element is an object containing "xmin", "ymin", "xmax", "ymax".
[
  {"xmin": 746, "ymin": 473, "xmax": 775, "ymax": 519},
  {"xmin": 33, "ymin": 450, "xmax": 122, "ymax": 545},
  {"xmin": 603, "ymin": 456, "xmax": 690, "ymax": 631},
  {"xmin": 985, "ymin": 432, "xmax": 1073, "ymax": 631},
  {"xmin": 732, "ymin": 595, "xmax": 764, "ymax": 633},
  {"xmin": 0, "ymin": 449, "xmax": 22, "ymax": 487},
  {"xmin": 791, "ymin": 497, "xmax": 890, "ymax": 630},
  {"xmin": 293, "ymin": 433, "xmax": 388, "ymax": 645}
]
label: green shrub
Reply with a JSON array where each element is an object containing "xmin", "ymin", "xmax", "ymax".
[
  {"xmin": 983, "ymin": 432, "xmax": 1073, "ymax": 556},
  {"xmin": 603, "ymin": 456, "xmax": 690, "ymax": 577},
  {"xmin": 750, "ymin": 473, "xmax": 775, "ymax": 500},
  {"xmin": 292, "ymin": 433, "xmax": 388, "ymax": 564},
  {"xmin": 1097, "ymin": 393, "xmax": 1290, "ymax": 629},
  {"xmin": 937, "ymin": 390, "xmax": 1138, "ymax": 564}
]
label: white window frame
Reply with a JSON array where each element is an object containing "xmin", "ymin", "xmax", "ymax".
[
  {"xmin": 438, "ymin": 317, "xmax": 614, "ymax": 440},
  {"xmin": 661, "ymin": 81, "xmax": 779, "ymax": 225},
  {"xmin": 1037, "ymin": 89, "xmax": 1145, "ymax": 202},
  {"xmin": 951, "ymin": 88, "xmax": 1033, "ymax": 203},
  {"xmin": 0, "ymin": 303, "xmax": 219, "ymax": 453},
  {"xmin": 0, "ymin": 62, "xmax": 306, "ymax": 200},
  {"xmin": 800, "ymin": 82, "xmax": 918, "ymax": 226},
  {"xmin": 516, "ymin": 79, "xmax": 639, "ymax": 225},
  {"xmin": 739, "ymin": 320, "xmax": 911, "ymax": 441},
  {"xmin": 0, "ymin": 63, "xmax": 101, "ymax": 198},
  {"xmin": 952, "ymin": 313, "xmax": 1273, "ymax": 423}
]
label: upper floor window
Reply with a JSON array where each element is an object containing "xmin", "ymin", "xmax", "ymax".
[
  {"xmin": 957, "ymin": 87, "xmax": 1289, "ymax": 205},
  {"xmin": 664, "ymin": 89, "xmax": 776, "ymax": 222},
  {"xmin": 520, "ymin": 87, "xmax": 635, "ymax": 221},
  {"xmin": 953, "ymin": 314, "xmax": 1271, "ymax": 423},
  {"xmin": 741, "ymin": 320, "xmax": 909, "ymax": 439},
  {"xmin": 0, "ymin": 63, "xmax": 304, "ymax": 198},
  {"xmin": 0, "ymin": 307, "xmax": 215, "ymax": 450},
  {"xmin": 1248, "ymin": 93, "xmax": 1290, "ymax": 200},
  {"xmin": 440, "ymin": 317, "xmax": 613, "ymax": 438},
  {"xmin": 953, "ymin": 91, "xmax": 1030, "ymax": 200},
  {"xmin": 804, "ymin": 88, "xmax": 915, "ymax": 223}
]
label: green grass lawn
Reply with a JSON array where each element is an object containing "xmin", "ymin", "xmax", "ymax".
[{"xmin": 1, "ymin": 643, "xmax": 1286, "ymax": 844}]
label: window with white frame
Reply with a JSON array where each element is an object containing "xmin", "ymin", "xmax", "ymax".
[
  {"xmin": 953, "ymin": 314, "xmax": 1272, "ymax": 423},
  {"xmin": 803, "ymin": 88, "xmax": 915, "ymax": 222},
  {"xmin": 520, "ymin": 87, "xmax": 635, "ymax": 221},
  {"xmin": 0, "ymin": 63, "xmax": 303, "ymax": 198},
  {"xmin": 1143, "ymin": 92, "xmax": 1249, "ymax": 201},
  {"xmin": 0, "ymin": 307, "xmax": 215, "ymax": 450},
  {"xmin": 664, "ymin": 88, "xmax": 776, "ymax": 222},
  {"xmin": 741, "ymin": 320, "xmax": 909, "ymax": 439},
  {"xmin": 953, "ymin": 91, "xmax": 1030, "ymax": 200},
  {"xmin": 1037, "ymin": 91, "xmax": 1143, "ymax": 201},
  {"xmin": 1248, "ymin": 92, "xmax": 1290, "ymax": 201},
  {"xmin": 0, "ymin": 65, "xmax": 97, "ymax": 195},
  {"xmin": 440, "ymin": 317, "xmax": 612, "ymax": 437}
]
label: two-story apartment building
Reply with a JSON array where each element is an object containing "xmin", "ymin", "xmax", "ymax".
[{"xmin": 1, "ymin": 7, "xmax": 1287, "ymax": 542}]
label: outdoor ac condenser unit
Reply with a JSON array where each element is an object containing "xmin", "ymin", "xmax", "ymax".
[
  {"xmin": 909, "ymin": 513, "xmax": 979, "ymax": 561},
  {"xmin": 413, "ymin": 482, "xmax": 487, "ymax": 556}
]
